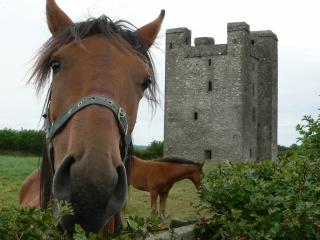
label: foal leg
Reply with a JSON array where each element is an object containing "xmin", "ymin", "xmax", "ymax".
[
  {"xmin": 150, "ymin": 190, "xmax": 158, "ymax": 215},
  {"xmin": 102, "ymin": 216, "xmax": 115, "ymax": 237},
  {"xmin": 114, "ymin": 211, "xmax": 123, "ymax": 233},
  {"xmin": 159, "ymin": 191, "xmax": 169, "ymax": 219}
]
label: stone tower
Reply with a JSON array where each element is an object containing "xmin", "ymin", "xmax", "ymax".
[{"xmin": 164, "ymin": 22, "xmax": 278, "ymax": 162}]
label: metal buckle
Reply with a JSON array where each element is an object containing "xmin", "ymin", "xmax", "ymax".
[{"xmin": 118, "ymin": 107, "xmax": 128, "ymax": 135}]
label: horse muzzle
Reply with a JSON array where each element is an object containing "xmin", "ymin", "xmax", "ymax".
[{"xmin": 52, "ymin": 155, "xmax": 127, "ymax": 233}]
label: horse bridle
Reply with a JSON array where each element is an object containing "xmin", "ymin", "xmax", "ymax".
[{"xmin": 43, "ymin": 94, "xmax": 132, "ymax": 174}]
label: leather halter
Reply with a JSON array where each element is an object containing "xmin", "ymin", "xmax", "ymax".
[{"xmin": 43, "ymin": 94, "xmax": 132, "ymax": 174}]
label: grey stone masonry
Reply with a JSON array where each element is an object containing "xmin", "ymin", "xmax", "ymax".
[{"xmin": 164, "ymin": 22, "xmax": 278, "ymax": 162}]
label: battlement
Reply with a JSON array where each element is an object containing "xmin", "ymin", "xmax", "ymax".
[
  {"xmin": 166, "ymin": 22, "xmax": 277, "ymax": 58},
  {"xmin": 194, "ymin": 37, "xmax": 215, "ymax": 46},
  {"xmin": 166, "ymin": 28, "xmax": 190, "ymax": 34},
  {"xmin": 251, "ymin": 30, "xmax": 278, "ymax": 40},
  {"xmin": 166, "ymin": 27, "xmax": 191, "ymax": 48},
  {"xmin": 227, "ymin": 22, "xmax": 250, "ymax": 32},
  {"xmin": 184, "ymin": 44, "xmax": 227, "ymax": 58}
]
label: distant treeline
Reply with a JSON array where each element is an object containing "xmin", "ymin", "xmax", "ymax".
[
  {"xmin": 1, "ymin": 128, "xmax": 303, "ymax": 161},
  {"xmin": 0, "ymin": 128, "xmax": 164, "ymax": 158},
  {"xmin": 0, "ymin": 129, "xmax": 44, "ymax": 155},
  {"xmin": 134, "ymin": 140, "xmax": 163, "ymax": 160},
  {"xmin": 0, "ymin": 128, "xmax": 298, "ymax": 160}
]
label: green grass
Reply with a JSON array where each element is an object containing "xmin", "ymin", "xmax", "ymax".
[
  {"xmin": 0, "ymin": 156, "xmax": 39, "ymax": 206},
  {"xmin": 0, "ymin": 155, "xmax": 216, "ymax": 224}
]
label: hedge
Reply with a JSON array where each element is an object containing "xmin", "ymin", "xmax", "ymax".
[
  {"xmin": 0, "ymin": 129, "xmax": 44, "ymax": 155},
  {"xmin": 0, "ymin": 203, "xmax": 162, "ymax": 240},
  {"xmin": 195, "ymin": 157, "xmax": 320, "ymax": 239},
  {"xmin": 0, "ymin": 129, "xmax": 164, "ymax": 158}
]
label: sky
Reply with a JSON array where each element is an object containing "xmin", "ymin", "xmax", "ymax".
[{"xmin": 0, "ymin": 0, "xmax": 319, "ymax": 147}]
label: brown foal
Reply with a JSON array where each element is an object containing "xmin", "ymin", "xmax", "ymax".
[{"xmin": 129, "ymin": 156, "xmax": 204, "ymax": 216}]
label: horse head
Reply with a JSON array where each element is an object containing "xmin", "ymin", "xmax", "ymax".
[
  {"xmin": 191, "ymin": 161, "xmax": 205, "ymax": 189},
  {"xmin": 32, "ymin": 0, "xmax": 164, "ymax": 233}
]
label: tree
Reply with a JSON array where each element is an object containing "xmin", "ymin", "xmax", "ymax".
[
  {"xmin": 134, "ymin": 140, "xmax": 163, "ymax": 159},
  {"xmin": 296, "ymin": 111, "xmax": 320, "ymax": 160}
]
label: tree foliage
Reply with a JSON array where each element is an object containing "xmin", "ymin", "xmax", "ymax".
[
  {"xmin": 134, "ymin": 140, "xmax": 163, "ymax": 160},
  {"xmin": 296, "ymin": 113, "xmax": 320, "ymax": 160},
  {"xmin": 0, "ymin": 204, "xmax": 162, "ymax": 240},
  {"xmin": 0, "ymin": 129, "xmax": 44, "ymax": 155},
  {"xmin": 196, "ymin": 158, "xmax": 320, "ymax": 239}
]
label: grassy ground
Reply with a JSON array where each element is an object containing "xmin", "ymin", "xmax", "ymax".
[
  {"xmin": 0, "ymin": 155, "xmax": 215, "ymax": 223},
  {"xmin": 0, "ymin": 156, "xmax": 39, "ymax": 205}
]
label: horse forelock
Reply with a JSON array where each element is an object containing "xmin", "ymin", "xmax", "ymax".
[{"xmin": 30, "ymin": 15, "xmax": 159, "ymax": 108}]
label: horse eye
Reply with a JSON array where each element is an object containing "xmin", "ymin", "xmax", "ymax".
[
  {"xmin": 142, "ymin": 76, "xmax": 152, "ymax": 91},
  {"xmin": 49, "ymin": 59, "xmax": 61, "ymax": 74}
]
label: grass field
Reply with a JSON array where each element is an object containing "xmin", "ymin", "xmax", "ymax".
[
  {"xmin": 0, "ymin": 156, "xmax": 39, "ymax": 205},
  {"xmin": 0, "ymin": 155, "xmax": 215, "ymax": 224}
]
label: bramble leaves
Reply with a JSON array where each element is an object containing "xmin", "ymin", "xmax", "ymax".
[
  {"xmin": 0, "ymin": 204, "xmax": 163, "ymax": 240},
  {"xmin": 196, "ymin": 158, "xmax": 320, "ymax": 239}
]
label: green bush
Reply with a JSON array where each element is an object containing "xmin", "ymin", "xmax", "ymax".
[
  {"xmin": 296, "ymin": 113, "xmax": 320, "ymax": 160},
  {"xmin": 0, "ymin": 129, "xmax": 44, "ymax": 155},
  {"xmin": 134, "ymin": 140, "xmax": 163, "ymax": 160},
  {"xmin": 0, "ymin": 204, "xmax": 71, "ymax": 239},
  {"xmin": 195, "ymin": 158, "xmax": 320, "ymax": 239},
  {"xmin": 277, "ymin": 145, "xmax": 289, "ymax": 159},
  {"xmin": 0, "ymin": 204, "xmax": 162, "ymax": 240}
]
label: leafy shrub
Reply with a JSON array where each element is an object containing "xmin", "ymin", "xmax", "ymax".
[
  {"xmin": 296, "ymin": 113, "xmax": 320, "ymax": 160},
  {"xmin": 134, "ymin": 140, "xmax": 163, "ymax": 160},
  {"xmin": 0, "ymin": 129, "xmax": 44, "ymax": 155},
  {"xmin": 0, "ymin": 204, "xmax": 163, "ymax": 240},
  {"xmin": 0, "ymin": 204, "xmax": 72, "ymax": 239},
  {"xmin": 278, "ymin": 144, "xmax": 291, "ymax": 159},
  {"xmin": 124, "ymin": 215, "xmax": 163, "ymax": 239},
  {"xmin": 195, "ymin": 158, "xmax": 320, "ymax": 239}
]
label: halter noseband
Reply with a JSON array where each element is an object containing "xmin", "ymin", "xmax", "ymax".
[{"xmin": 44, "ymin": 94, "xmax": 132, "ymax": 173}]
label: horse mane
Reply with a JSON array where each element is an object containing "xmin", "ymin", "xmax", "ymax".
[
  {"xmin": 154, "ymin": 157, "xmax": 201, "ymax": 166},
  {"xmin": 30, "ymin": 15, "xmax": 158, "ymax": 107},
  {"xmin": 36, "ymin": 15, "xmax": 156, "ymax": 209},
  {"xmin": 39, "ymin": 140, "xmax": 53, "ymax": 208}
]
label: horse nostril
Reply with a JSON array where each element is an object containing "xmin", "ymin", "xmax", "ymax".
[
  {"xmin": 105, "ymin": 164, "xmax": 128, "ymax": 220},
  {"xmin": 53, "ymin": 155, "xmax": 75, "ymax": 201}
]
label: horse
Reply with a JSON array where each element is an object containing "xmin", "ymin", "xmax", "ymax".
[
  {"xmin": 19, "ymin": 0, "xmax": 164, "ymax": 234},
  {"xmin": 129, "ymin": 156, "xmax": 204, "ymax": 217}
]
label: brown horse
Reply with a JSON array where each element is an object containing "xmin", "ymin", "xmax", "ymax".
[
  {"xmin": 20, "ymin": 0, "xmax": 164, "ymax": 233},
  {"xmin": 129, "ymin": 156, "xmax": 204, "ymax": 216}
]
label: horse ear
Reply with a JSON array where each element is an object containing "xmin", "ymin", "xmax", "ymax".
[
  {"xmin": 136, "ymin": 10, "xmax": 165, "ymax": 49},
  {"xmin": 46, "ymin": 0, "xmax": 73, "ymax": 35}
]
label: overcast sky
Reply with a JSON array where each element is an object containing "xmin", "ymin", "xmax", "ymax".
[{"xmin": 0, "ymin": 0, "xmax": 319, "ymax": 146}]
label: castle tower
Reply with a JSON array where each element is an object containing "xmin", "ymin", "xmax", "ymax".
[{"xmin": 164, "ymin": 22, "xmax": 278, "ymax": 162}]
